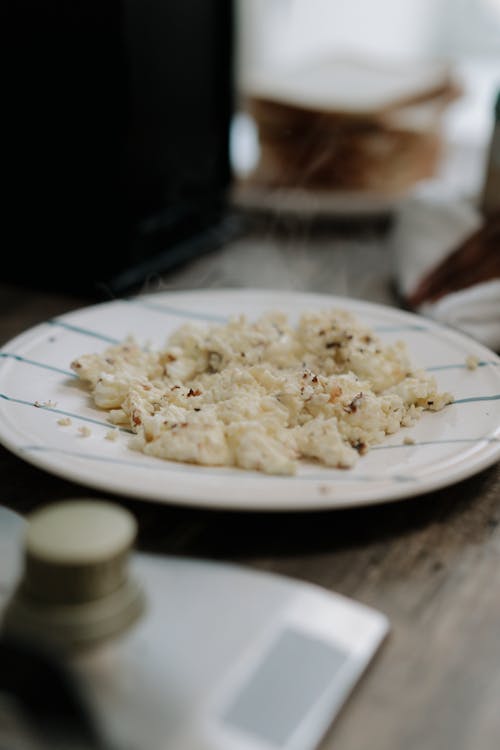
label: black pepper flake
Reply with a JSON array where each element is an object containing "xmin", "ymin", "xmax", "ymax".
[
  {"xmin": 326, "ymin": 341, "xmax": 341, "ymax": 349},
  {"xmin": 427, "ymin": 400, "xmax": 434, "ymax": 405},
  {"xmin": 344, "ymin": 392, "xmax": 363, "ymax": 414},
  {"xmin": 194, "ymin": 408, "xmax": 201, "ymax": 412},
  {"xmin": 351, "ymin": 440, "xmax": 367, "ymax": 455},
  {"xmin": 187, "ymin": 388, "xmax": 201, "ymax": 397}
]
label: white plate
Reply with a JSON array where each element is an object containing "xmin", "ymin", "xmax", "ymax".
[{"xmin": 1, "ymin": 289, "xmax": 499, "ymax": 511}]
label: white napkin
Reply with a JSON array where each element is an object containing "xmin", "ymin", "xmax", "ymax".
[{"xmin": 391, "ymin": 185, "xmax": 500, "ymax": 351}]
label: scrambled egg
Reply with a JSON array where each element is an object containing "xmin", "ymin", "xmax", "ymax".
[{"xmin": 71, "ymin": 309, "xmax": 453, "ymax": 475}]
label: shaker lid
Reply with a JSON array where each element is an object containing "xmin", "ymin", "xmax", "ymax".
[
  {"xmin": 2, "ymin": 500, "xmax": 144, "ymax": 650},
  {"xmin": 26, "ymin": 500, "xmax": 136, "ymax": 564}
]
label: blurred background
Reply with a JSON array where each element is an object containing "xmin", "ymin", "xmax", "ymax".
[
  {"xmin": 230, "ymin": 0, "xmax": 500, "ymax": 348},
  {"xmin": 233, "ymin": 0, "xmax": 500, "ymax": 197},
  {"xmin": 2, "ymin": 0, "xmax": 499, "ymax": 333}
]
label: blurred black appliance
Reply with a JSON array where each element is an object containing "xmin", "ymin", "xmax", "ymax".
[{"xmin": 2, "ymin": 0, "xmax": 234, "ymax": 296}]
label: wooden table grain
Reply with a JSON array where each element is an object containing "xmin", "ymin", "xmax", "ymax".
[{"xmin": 2, "ymin": 222, "xmax": 500, "ymax": 750}]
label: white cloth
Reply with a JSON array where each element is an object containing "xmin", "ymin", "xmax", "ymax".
[
  {"xmin": 391, "ymin": 185, "xmax": 500, "ymax": 351},
  {"xmin": 420, "ymin": 280, "xmax": 500, "ymax": 350}
]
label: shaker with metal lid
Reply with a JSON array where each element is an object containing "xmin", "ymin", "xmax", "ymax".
[{"xmin": 1, "ymin": 500, "xmax": 145, "ymax": 652}]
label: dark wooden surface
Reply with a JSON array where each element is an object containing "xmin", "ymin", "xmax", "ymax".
[{"xmin": 2, "ymin": 224, "xmax": 500, "ymax": 750}]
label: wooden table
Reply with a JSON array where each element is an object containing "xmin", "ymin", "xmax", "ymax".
[{"xmin": 2, "ymin": 221, "xmax": 500, "ymax": 750}]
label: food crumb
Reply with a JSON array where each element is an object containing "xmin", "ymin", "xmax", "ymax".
[
  {"xmin": 77, "ymin": 426, "xmax": 92, "ymax": 437},
  {"xmin": 465, "ymin": 355, "xmax": 480, "ymax": 371},
  {"xmin": 403, "ymin": 436, "xmax": 416, "ymax": 445},
  {"xmin": 57, "ymin": 417, "xmax": 72, "ymax": 427},
  {"xmin": 105, "ymin": 428, "xmax": 119, "ymax": 441}
]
